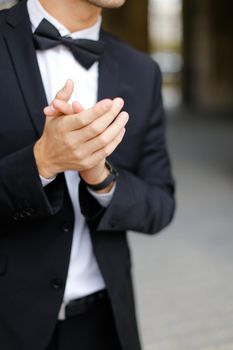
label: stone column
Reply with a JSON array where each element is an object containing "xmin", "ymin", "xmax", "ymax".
[
  {"xmin": 103, "ymin": 0, "xmax": 149, "ymax": 52},
  {"xmin": 183, "ymin": 0, "xmax": 233, "ymax": 110}
]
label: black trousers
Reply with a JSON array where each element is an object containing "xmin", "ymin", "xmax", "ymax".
[{"xmin": 46, "ymin": 296, "xmax": 122, "ymax": 350}]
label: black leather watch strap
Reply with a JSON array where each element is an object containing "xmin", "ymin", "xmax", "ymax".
[{"xmin": 85, "ymin": 160, "xmax": 118, "ymax": 191}]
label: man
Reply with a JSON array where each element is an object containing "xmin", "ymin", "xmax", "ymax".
[{"xmin": 0, "ymin": 0, "xmax": 175, "ymax": 349}]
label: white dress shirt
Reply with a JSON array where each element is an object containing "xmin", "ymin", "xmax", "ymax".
[{"xmin": 27, "ymin": 0, "xmax": 115, "ymax": 315}]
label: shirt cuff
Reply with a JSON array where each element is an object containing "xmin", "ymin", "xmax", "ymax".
[
  {"xmin": 40, "ymin": 174, "xmax": 57, "ymax": 187},
  {"xmin": 87, "ymin": 183, "xmax": 116, "ymax": 208}
]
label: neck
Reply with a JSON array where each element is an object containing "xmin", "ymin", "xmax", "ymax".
[{"xmin": 39, "ymin": 0, "xmax": 101, "ymax": 32}]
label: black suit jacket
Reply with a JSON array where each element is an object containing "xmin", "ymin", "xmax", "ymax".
[{"xmin": 0, "ymin": 1, "xmax": 175, "ymax": 349}]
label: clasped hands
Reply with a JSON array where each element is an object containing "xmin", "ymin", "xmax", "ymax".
[{"xmin": 34, "ymin": 80, "xmax": 128, "ymax": 191}]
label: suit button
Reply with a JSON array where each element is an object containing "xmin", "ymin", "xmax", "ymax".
[
  {"xmin": 26, "ymin": 208, "xmax": 35, "ymax": 217},
  {"xmin": 19, "ymin": 212, "xmax": 25, "ymax": 219},
  {"xmin": 61, "ymin": 221, "xmax": 72, "ymax": 233},
  {"xmin": 110, "ymin": 220, "xmax": 118, "ymax": 229},
  {"xmin": 110, "ymin": 216, "xmax": 119, "ymax": 229},
  {"xmin": 50, "ymin": 279, "xmax": 64, "ymax": 290},
  {"xmin": 13, "ymin": 213, "xmax": 20, "ymax": 221}
]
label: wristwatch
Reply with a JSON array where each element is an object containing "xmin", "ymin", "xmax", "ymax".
[{"xmin": 85, "ymin": 160, "xmax": 118, "ymax": 191}]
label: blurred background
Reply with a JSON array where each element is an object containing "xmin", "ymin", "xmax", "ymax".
[
  {"xmin": 1, "ymin": 0, "xmax": 233, "ymax": 349},
  {"xmin": 104, "ymin": 1, "xmax": 233, "ymax": 349}
]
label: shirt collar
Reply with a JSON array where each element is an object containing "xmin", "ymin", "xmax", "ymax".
[{"xmin": 27, "ymin": 0, "xmax": 102, "ymax": 40}]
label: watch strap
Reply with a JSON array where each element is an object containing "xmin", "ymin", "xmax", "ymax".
[{"xmin": 85, "ymin": 160, "xmax": 118, "ymax": 191}]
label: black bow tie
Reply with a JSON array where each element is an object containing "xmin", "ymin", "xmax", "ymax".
[{"xmin": 33, "ymin": 19, "xmax": 105, "ymax": 69}]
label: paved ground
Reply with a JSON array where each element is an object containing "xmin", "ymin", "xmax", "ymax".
[{"xmin": 128, "ymin": 110, "xmax": 233, "ymax": 350}]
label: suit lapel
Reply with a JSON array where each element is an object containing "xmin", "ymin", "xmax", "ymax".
[
  {"xmin": 3, "ymin": 1, "xmax": 47, "ymax": 136},
  {"xmin": 98, "ymin": 30, "xmax": 120, "ymax": 101}
]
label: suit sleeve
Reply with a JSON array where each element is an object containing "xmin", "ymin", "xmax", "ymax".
[
  {"xmin": 79, "ymin": 64, "xmax": 175, "ymax": 234},
  {"xmin": 0, "ymin": 143, "xmax": 65, "ymax": 224}
]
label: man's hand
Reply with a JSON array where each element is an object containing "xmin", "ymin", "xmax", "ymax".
[{"xmin": 34, "ymin": 80, "xmax": 128, "ymax": 190}]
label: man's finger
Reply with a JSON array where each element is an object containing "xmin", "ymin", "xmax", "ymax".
[
  {"xmin": 64, "ymin": 97, "xmax": 124, "ymax": 134},
  {"xmin": 85, "ymin": 128, "xmax": 126, "ymax": 168},
  {"xmin": 55, "ymin": 79, "xmax": 74, "ymax": 101},
  {"xmin": 52, "ymin": 99, "xmax": 74, "ymax": 116},
  {"xmin": 44, "ymin": 80, "xmax": 74, "ymax": 117},
  {"xmin": 62, "ymin": 98, "xmax": 114, "ymax": 132},
  {"xmin": 43, "ymin": 105, "xmax": 59, "ymax": 117},
  {"xmin": 81, "ymin": 99, "xmax": 125, "ymax": 142},
  {"xmin": 83, "ymin": 111, "xmax": 129, "ymax": 154},
  {"xmin": 72, "ymin": 101, "xmax": 84, "ymax": 114},
  {"xmin": 48, "ymin": 99, "xmax": 84, "ymax": 117}
]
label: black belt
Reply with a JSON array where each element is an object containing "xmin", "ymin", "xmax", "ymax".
[{"xmin": 59, "ymin": 290, "xmax": 109, "ymax": 320}]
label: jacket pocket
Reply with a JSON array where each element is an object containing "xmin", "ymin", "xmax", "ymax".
[{"xmin": 0, "ymin": 255, "xmax": 8, "ymax": 275}]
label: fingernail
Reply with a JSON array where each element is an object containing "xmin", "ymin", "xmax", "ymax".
[
  {"xmin": 53, "ymin": 99, "xmax": 60, "ymax": 105},
  {"xmin": 114, "ymin": 98, "xmax": 124, "ymax": 109},
  {"xmin": 121, "ymin": 112, "xmax": 129, "ymax": 122},
  {"xmin": 103, "ymin": 100, "xmax": 113, "ymax": 111},
  {"xmin": 53, "ymin": 99, "xmax": 63, "ymax": 108},
  {"xmin": 45, "ymin": 105, "xmax": 56, "ymax": 114}
]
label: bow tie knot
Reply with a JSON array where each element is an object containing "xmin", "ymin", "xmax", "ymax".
[{"xmin": 33, "ymin": 19, "xmax": 105, "ymax": 69}]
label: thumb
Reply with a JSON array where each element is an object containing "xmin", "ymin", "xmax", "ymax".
[
  {"xmin": 43, "ymin": 80, "xmax": 74, "ymax": 117},
  {"xmin": 55, "ymin": 79, "xmax": 74, "ymax": 102}
]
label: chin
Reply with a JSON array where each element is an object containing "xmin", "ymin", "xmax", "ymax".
[{"xmin": 87, "ymin": 0, "xmax": 126, "ymax": 9}]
